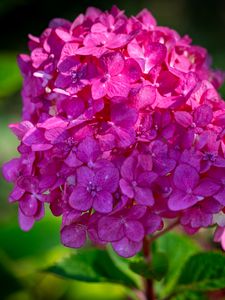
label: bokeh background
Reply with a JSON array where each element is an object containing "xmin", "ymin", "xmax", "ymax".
[{"xmin": 0, "ymin": 0, "xmax": 225, "ymax": 299}]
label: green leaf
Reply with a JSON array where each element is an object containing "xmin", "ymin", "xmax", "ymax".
[
  {"xmin": 177, "ymin": 252, "xmax": 225, "ymax": 292},
  {"xmin": 0, "ymin": 211, "xmax": 61, "ymax": 260},
  {"xmin": 170, "ymin": 291, "xmax": 207, "ymax": 300},
  {"xmin": 129, "ymin": 252, "xmax": 168, "ymax": 281},
  {"xmin": 46, "ymin": 248, "xmax": 138, "ymax": 288},
  {"xmin": 154, "ymin": 232, "xmax": 200, "ymax": 299},
  {"xmin": 0, "ymin": 255, "xmax": 22, "ymax": 298},
  {"xmin": 0, "ymin": 53, "xmax": 22, "ymax": 98}
]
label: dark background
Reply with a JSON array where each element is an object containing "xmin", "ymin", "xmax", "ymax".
[{"xmin": 0, "ymin": 1, "xmax": 224, "ymax": 299}]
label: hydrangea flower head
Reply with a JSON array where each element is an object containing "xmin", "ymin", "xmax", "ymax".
[{"xmin": 3, "ymin": 6, "xmax": 225, "ymax": 257}]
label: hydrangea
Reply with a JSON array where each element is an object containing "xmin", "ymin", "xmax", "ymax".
[{"xmin": 3, "ymin": 6, "xmax": 225, "ymax": 257}]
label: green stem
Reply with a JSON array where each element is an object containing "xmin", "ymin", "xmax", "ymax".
[{"xmin": 149, "ymin": 220, "xmax": 179, "ymax": 243}]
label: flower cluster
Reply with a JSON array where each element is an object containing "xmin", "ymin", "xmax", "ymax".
[{"xmin": 3, "ymin": 6, "xmax": 225, "ymax": 257}]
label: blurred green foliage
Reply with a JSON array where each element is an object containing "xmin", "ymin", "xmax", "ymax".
[{"xmin": 0, "ymin": 0, "xmax": 225, "ymax": 299}]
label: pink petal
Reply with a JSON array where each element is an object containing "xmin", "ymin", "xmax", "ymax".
[
  {"xmin": 9, "ymin": 186, "xmax": 25, "ymax": 202},
  {"xmin": 214, "ymin": 157, "xmax": 225, "ymax": 168},
  {"xmin": 136, "ymin": 9, "xmax": 157, "ymax": 27},
  {"xmin": 137, "ymin": 171, "xmax": 158, "ymax": 186},
  {"xmin": 2, "ymin": 158, "xmax": 21, "ymax": 182},
  {"xmin": 19, "ymin": 194, "xmax": 38, "ymax": 217},
  {"xmin": 69, "ymin": 186, "xmax": 93, "ymax": 211},
  {"xmin": 98, "ymin": 216, "xmax": 124, "ymax": 242},
  {"xmin": 106, "ymin": 33, "xmax": 132, "ymax": 49},
  {"xmin": 77, "ymin": 136, "xmax": 100, "ymax": 164},
  {"xmin": 17, "ymin": 176, "xmax": 38, "ymax": 193},
  {"xmin": 123, "ymin": 58, "xmax": 142, "ymax": 83},
  {"xmin": 76, "ymin": 166, "xmax": 95, "ymax": 186},
  {"xmin": 134, "ymin": 187, "xmax": 155, "ymax": 206},
  {"xmin": 91, "ymin": 80, "xmax": 107, "ymax": 99},
  {"xmin": 125, "ymin": 220, "xmax": 144, "ymax": 242},
  {"xmin": 168, "ymin": 191, "xmax": 199, "ymax": 211},
  {"xmin": 113, "ymin": 127, "xmax": 136, "ymax": 148},
  {"xmin": 173, "ymin": 164, "xmax": 199, "ymax": 191},
  {"xmin": 194, "ymin": 180, "xmax": 220, "ymax": 197},
  {"xmin": 100, "ymin": 51, "xmax": 125, "ymax": 76},
  {"xmin": 142, "ymin": 213, "xmax": 162, "ymax": 234},
  {"xmin": 106, "ymin": 75, "xmax": 130, "ymax": 98},
  {"xmin": 76, "ymin": 46, "xmax": 106, "ymax": 57},
  {"xmin": 111, "ymin": 103, "xmax": 138, "ymax": 127},
  {"xmin": 214, "ymin": 188, "xmax": 225, "ymax": 205},
  {"xmin": 112, "ymin": 237, "xmax": 142, "ymax": 258},
  {"xmin": 145, "ymin": 42, "xmax": 167, "ymax": 69},
  {"xmin": 18, "ymin": 208, "xmax": 35, "ymax": 231},
  {"xmin": 31, "ymin": 47, "xmax": 48, "ymax": 68},
  {"xmin": 136, "ymin": 85, "xmax": 156, "ymax": 109},
  {"xmin": 157, "ymin": 71, "xmax": 180, "ymax": 95},
  {"xmin": 121, "ymin": 156, "xmax": 136, "ymax": 181},
  {"xmin": 91, "ymin": 22, "xmax": 107, "ymax": 33},
  {"xmin": 95, "ymin": 167, "xmax": 119, "ymax": 193},
  {"xmin": 9, "ymin": 121, "xmax": 33, "ymax": 140},
  {"xmin": 193, "ymin": 104, "xmax": 213, "ymax": 127},
  {"xmin": 120, "ymin": 179, "xmax": 134, "ymax": 198},
  {"xmin": 93, "ymin": 191, "xmax": 113, "ymax": 213},
  {"xmin": 23, "ymin": 128, "xmax": 45, "ymax": 146},
  {"xmin": 61, "ymin": 224, "xmax": 86, "ymax": 248},
  {"xmin": 174, "ymin": 111, "xmax": 193, "ymax": 128},
  {"xmin": 126, "ymin": 205, "xmax": 147, "ymax": 219}
]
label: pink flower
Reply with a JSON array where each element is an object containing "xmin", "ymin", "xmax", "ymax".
[
  {"xmin": 120, "ymin": 155, "xmax": 157, "ymax": 206},
  {"xmin": 98, "ymin": 205, "xmax": 146, "ymax": 257},
  {"xmin": 69, "ymin": 165, "xmax": 119, "ymax": 213},
  {"xmin": 91, "ymin": 51, "xmax": 130, "ymax": 99},
  {"xmin": 3, "ymin": 5, "xmax": 225, "ymax": 257},
  {"xmin": 169, "ymin": 164, "xmax": 220, "ymax": 210}
]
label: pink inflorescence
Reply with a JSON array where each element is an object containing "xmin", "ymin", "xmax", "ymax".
[{"xmin": 3, "ymin": 6, "xmax": 225, "ymax": 257}]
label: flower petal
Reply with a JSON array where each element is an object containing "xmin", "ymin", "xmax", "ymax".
[
  {"xmin": 112, "ymin": 237, "xmax": 142, "ymax": 258},
  {"xmin": 168, "ymin": 191, "xmax": 199, "ymax": 211},
  {"xmin": 69, "ymin": 186, "xmax": 93, "ymax": 211},
  {"xmin": 125, "ymin": 220, "xmax": 144, "ymax": 242},
  {"xmin": 98, "ymin": 216, "xmax": 124, "ymax": 242},
  {"xmin": 93, "ymin": 191, "xmax": 113, "ymax": 213},
  {"xmin": 134, "ymin": 187, "xmax": 154, "ymax": 206},
  {"xmin": 61, "ymin": 224, "xmax": 86, "ymax": 248},
  {"xmin": 173, "ymin": 164, "xmax": 199, "ymax": 191}
]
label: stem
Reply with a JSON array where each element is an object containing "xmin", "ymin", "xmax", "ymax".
[
  {"xmin": 149, "ymin": 220, "xmax": 179, "ymax": 243},
  {"xmin": 140, "ymin": 220, "xmax": 179, "ymax": 300},
  {"xmin": 143, "ymin": 237, "xmax": 155, "ymax": 300}
]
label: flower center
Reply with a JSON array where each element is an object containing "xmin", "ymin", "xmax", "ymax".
[
  {"xmin": 87, "ymin": 181, "xmax": 101, "ymax": 196},
  {"xmin": 186, "ymin": 188, "xmax": 192, "ymax": 195},
  {"xmin": 131, "ymin": 180, "xmax": 137, "ymax": 187},
  {"xmin": 100, "ymin": 74, "xmax": 110, "ymax": 83},
  {"xmin": 66, "ymin": 137, "xmax": 75, "ymax": 146},
  {"xmin": 203, "ymin": 152, "xmax": 217, "ymax": 162}
]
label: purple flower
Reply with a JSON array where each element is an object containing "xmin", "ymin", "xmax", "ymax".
[
  {"xmin": 3, "ymin": 5, "xmax": 225, "ymax": 257},
  {"xmin": 120, "ymin": 155, "xmax": 157, "ymax": 206},
  {"xmin": 91, "ymin": 52, "xmax": 130, "ymax": 99},
  {"xmin": 98, "ymin": 205, "xmax": 146, "ymax": 257},
  {"xmin": 69, "ymin": 165, "xmax": 119, "ymax": 213},
  {"xmin": 169, "ymin": 164, "xmax": 220, "ymax": 210}
]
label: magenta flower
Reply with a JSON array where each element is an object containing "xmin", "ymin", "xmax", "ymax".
[
  {"xmin": 2, "ymin": 5, "xmax": 225, "ymax": 257},
  {"xmin": 120, "ymin": 155, "xmax": 157, "ymax": 206},
  {"xmin": 169, "ymin": 164, "xmax": 220, "ymax": 210},
  {"xmin": 91, "ymin": 51, "xmax": 130, "ymax": 99},
  {"xmin": 98, "ymin": 205, "xmax": 146, "ymax": 257},
  {"xmin": 14, "ymin": 176, "xmax": 46, "ymax": 231},
  {"xmin": 69, "ymin": 165, "xmax": 119, "ymax": 213}
]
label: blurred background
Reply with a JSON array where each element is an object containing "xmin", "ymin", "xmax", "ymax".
[{"xmin": 0, "ymin": 0, "xmax": 225, "ymax": 299}]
